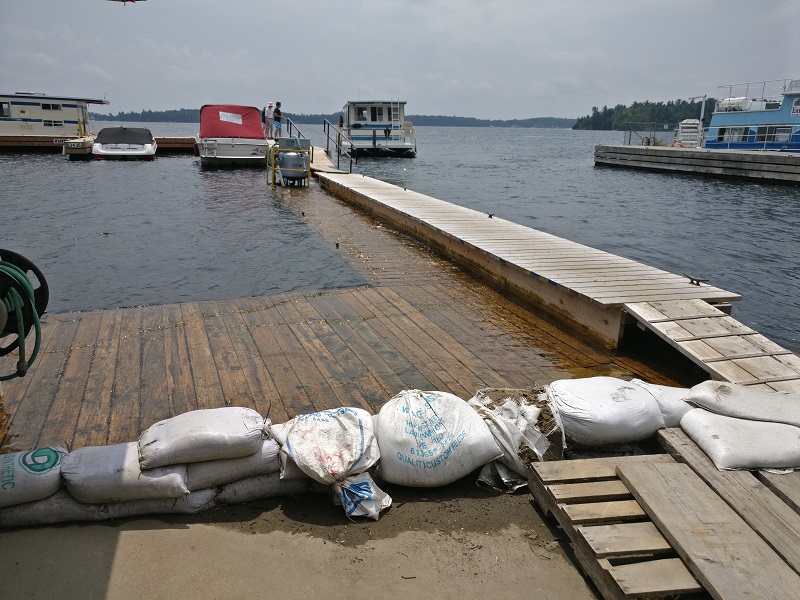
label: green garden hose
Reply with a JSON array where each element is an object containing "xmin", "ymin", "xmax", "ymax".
[{"xmin": 0, "ymin": 261, "xmax": 41, "ymax": 380}]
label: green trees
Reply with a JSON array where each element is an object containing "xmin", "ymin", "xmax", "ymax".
[{"xmin": 573, "ymin": 98, "xmax": 716, "ymax": 130}]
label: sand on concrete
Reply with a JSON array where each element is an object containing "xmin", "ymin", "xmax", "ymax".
[{"xmin": 0, "ymin": 477, "xmax": 599, "ymax": 600}]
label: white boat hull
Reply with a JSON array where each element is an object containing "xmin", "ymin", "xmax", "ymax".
[
  {"xmin": 92, "ymin": 140, "xmax": 157, "ymax": 160},
  {"xmin": 195, "ymin": 137, "xmax": 268, "ymax": 167}
]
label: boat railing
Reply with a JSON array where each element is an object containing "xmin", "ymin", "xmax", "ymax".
[
  {"xmin": 715, "ymin": 78, "xmax": 794, "ymax": 107},
  {"xmin": 322, "ymin": 119, "xmax": 357, "ymax": 172}
]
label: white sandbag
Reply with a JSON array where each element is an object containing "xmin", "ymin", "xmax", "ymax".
[
  {"xmin": 688, "ymin": 380, "xmax": 800, "ymax": 427},
  {"xmin": 277, "ymin": 448, "xmax": 313, "ymax": 480},
  {"xmin": 139, "ymin": 407, "xmax": 267, "ymax": 469},
  {"xmin": 0, "ymin": 447, "xmax": 67, "ymax": 508},
  {"xmin": 0, "ymin": 489, "xmax": 107, "ymax": 529},
  {"xmin": 546, "ymin": 377, "xmax": 665, "ymax": 446},
  {"xmin": 630, "ymin": 379, "xmax": 692, "ymax": 427},
  {"xmin": 332, "ymin": 472, "xmax": 392, "ymax": 520},
  {"xmin": 216, "ymin": 472, "xmax": 315, "ymax": 504},
  {"xmin": 61, "ymin": 442, "xmax": 189, "ymax": 503},
  {"xmin": 104, "ymin": 488, "xmax": 217, "ymax": 518},
  {"xmin": 468, "ymin": 391, "xmax": 551, "ymax": 480},
  {"xmin": 283, "ymin": 407, "xmax": 380, "ymax": 485},
  {"xmin": 186, "ymin": 438, "xmax": 281, "ymax": 491},
  {"xmin": 681, "ymin": 408, "xmax": 800, "ymax": 470},
  {"xmin": 375, "ymin": 390, "xmax": 503, "ymax": 487}
]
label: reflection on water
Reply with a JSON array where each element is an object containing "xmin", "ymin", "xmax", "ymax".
[
  {"xmin": 0, "ymin": 151, "xmax": 368, "ymax": 313},
  {"xmin": 2, "ymin": 122, "xmax": 799, "ymax": 352}
]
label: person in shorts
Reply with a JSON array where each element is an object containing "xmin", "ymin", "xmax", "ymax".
[
  {"xmin": 264, "ymin": 102, "xmax": 275, "ymax": 139},
  {"xmin": 273, "ymin": 101, "xmax": 282, "ymax": 138}
]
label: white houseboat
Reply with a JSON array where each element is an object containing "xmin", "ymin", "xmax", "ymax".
[
  {"xmin": 338, "ymin": 100, "xmax": 416, "ymax": 157},
  {"xmin": 0, "ymin": 92, "xmax": 109, "ymax": 151},
  {"xmin": 704, "ymin": 78, "xmax": 800, "ymax": 152}
]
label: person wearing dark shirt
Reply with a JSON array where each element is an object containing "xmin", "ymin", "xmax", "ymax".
[{"xmin": 273, "ymin": 101, "xmax": 282, "ymax": 139}]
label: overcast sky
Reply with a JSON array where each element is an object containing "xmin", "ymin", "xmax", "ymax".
[{"xmin": 2, "ymin": 0, "xmax": 798, "ymax": 120}]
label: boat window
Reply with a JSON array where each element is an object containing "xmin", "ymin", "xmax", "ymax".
[
  {"xmin": 792, "ymin": 99, "xmax": 800, "ymax": 117},
  {"xmin": 775, "ymin": 126, "xmax": 792, "ymax": 142},
  {"xmin": 0, "ymin": 102, "xmax": 9, "ymax": 117},
  {"xmin": 357, "ymin": 108, "xmax": 368, "ymax": 121},
  {"xmin": 371, "ymin": 107, "xmax": 383, "ymax": 121},
  {"xmin": 718, "ymin": 126, "xmax": 748, "ymax": 142},
  {"xmin": 42, "ymin": 120, "xmax": 64, "ymax": 127},
  {"xmin": 756, "ymin": 126, "xmax": 793, "ymax": 143},
  {"xmin": 41, "ymin": 103, "xmax": 62, "ymax": 111}
]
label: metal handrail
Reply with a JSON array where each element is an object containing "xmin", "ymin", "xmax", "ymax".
[
  {"xmin": 322, "ymin": 119, "xmax": 357, "ymax": 172},
  {"xmin": 282, "ymin": 116, "xmax": 306, "ymax": 140}
]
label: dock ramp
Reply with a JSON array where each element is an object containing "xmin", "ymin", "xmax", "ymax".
[{"xmin": 624, "ymin": 298, "xmax": 800, "ymax": 393}]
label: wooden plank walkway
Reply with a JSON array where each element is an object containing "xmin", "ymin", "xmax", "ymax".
[
  {"xmin": 618, "ymin": 461, "xmax": 800, "ymax": 599},
  {"xmin": 625, "ymin": 299, "xmax": 800, "ymax": 393},
  {"xmin": 528, "ymin": 455, "xmax": 707, "ymax": 599},
  {"xmin": 594, "ymin": 145, "xmax": 800, "ymax": 185},
  {"xmin": 317, "ymin": 172, "xmax": 740, "ymax": 348},
  {"xmin": 0, "ymin": 176, "xmax": 679, "ymax": 453}
]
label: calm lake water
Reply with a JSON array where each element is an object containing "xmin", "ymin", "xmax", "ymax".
[{"xmin": 2, "ymin": 122, "xmax": 799, "ymax": 353}]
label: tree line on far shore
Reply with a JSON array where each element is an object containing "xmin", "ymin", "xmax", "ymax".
[
  {"xmin": 90, "ymin": 98, "xmax": 717, "ymax": 130},
  {"xmin": 573, "ymin": 98, "xmax": 717, "ymax": 130},
  {"xmin": 90, "ymin": 108, "xmax": 576, "ymax": 129}
]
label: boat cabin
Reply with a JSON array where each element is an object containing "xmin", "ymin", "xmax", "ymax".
[
  {"xmin": 0, "ymin": 92, "xmax": 109, "ymax": 139},
  {"xmin": 705, "ymin": 78, "xmax": 800, "ymax": 152},
  {"xmin": 340, "ymin": 100, "xmax": 416, "ymax": 157}
]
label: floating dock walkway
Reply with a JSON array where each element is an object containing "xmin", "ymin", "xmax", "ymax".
[
  {"xmin": 316, "ymin": 170, "xmax": 800, "ymax": 392},
  {"xmin": 594, "ymin": 144, "xmax": 800, "ymax": 185}
]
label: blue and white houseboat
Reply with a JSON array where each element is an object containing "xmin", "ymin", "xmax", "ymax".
[
  {"xmin": 338, "ymin": 100, "xmax": 416, "ymax": 157},
  {"xmin": 704, "ymin": 78, "xmax": 800, "ymax": 152},
  {"xmin": 0, "ymin": 92, "xmax": 109, "ymax": 151}
]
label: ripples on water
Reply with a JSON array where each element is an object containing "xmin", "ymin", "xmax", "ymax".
[
  {"xmin": 0, "ymin": 146, "xmax": 369, "ymax": 313},
  {"xmin": 2, "ymin": 122, "xmax": 799, "ymax": 352}
]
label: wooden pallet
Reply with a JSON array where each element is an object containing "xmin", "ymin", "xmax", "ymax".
[{"xmin": 529, "ymin": 455, "xmax": 708, "ymax": 599}]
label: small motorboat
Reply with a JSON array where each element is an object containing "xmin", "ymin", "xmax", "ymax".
[
  {"xmin": 92, "ymin": 127, "xmax": 157, "ymax": 160},
  {"xmin": 195, "ymin": 104, "xmax": 267, "ymax": 167}
]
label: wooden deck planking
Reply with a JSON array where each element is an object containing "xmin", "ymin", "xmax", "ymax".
[
  {"xmin": 0, "ymin": 169, "xmax": 734, "ymax": 451},
  {"xmin": 658, "ymin": 428, "xmax": 800, "ymax": 575},
  {"xmin": 625, "ymin": 299, "xmax": 800, "ymax": 391},
  {"xmin": 106, "ymin": 306, "xmax": 143, "ymax": 445},
  {"xmin": 73, "ymin": 309, "xmax": 123, "ymax": 448},
  {"xmin": 319, "ymin": 172, "xmax": 740, "ymax": 311},
  {"xmin": 617, "ymin": 461, "xmax": 800, "ymax": 599}
]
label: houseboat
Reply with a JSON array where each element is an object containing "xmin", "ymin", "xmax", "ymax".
[
  {"xmin": 0, "ymin": 92, "xmax": 109, "ymax": 151},
  {"xmin": 338, "ymin": 100, "xmax": 416, "ymax": 157},
  {"xmin": 704, "ymin": 78, "xmax": 800, "ymax": 152},
  {"xmin": 195, "ymin": 104, "xmax": 268, "ymax": 167}
]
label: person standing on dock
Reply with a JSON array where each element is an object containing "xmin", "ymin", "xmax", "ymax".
[
  {"xmin": 273, "ymin": 101, "xmax": 282, "ymax": 139},
  {"xmin": 264, "ymin": 102, "xmax": 275, "ymax": 139}
]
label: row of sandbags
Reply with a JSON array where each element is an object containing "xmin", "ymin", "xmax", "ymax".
[
  {"xmin": 544, "ymin": 376, "xmax": 800, "ymax": 471},
  {"xmin": 0, "ymin": 388, "xmax": 556, "ymax": 527}
]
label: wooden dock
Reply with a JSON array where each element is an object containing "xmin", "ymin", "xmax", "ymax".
[
  {"xmin": 317, "ymin": 172, "xmax": 741, "ymax": 349},
  {"xmin": 624, "ymin": 299, "xmax": 800, "ymax": 393},
  {"xmin": 594, "ymin": 145, "xmax": 800, "ymax": 185},
  {"xmin": 0, "ymin": 170, "xmax": 677, "ymax": 453},
  {"xmin": 0, "ymin": 134, "xmax": 196, "ymax": 155}
]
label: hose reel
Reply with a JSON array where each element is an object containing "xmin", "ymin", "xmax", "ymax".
[{"xmin": 0, "ymin": 249, "xmax": 49, "ymax": 380}]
